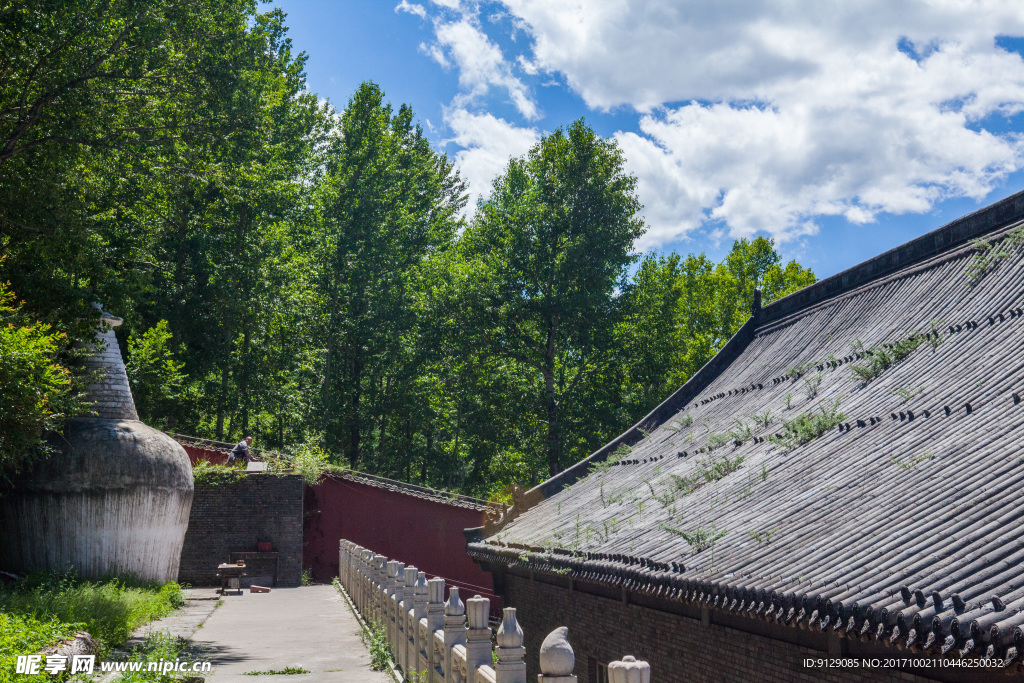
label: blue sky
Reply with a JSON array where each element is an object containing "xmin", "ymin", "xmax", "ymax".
[{"xmin": 273, "ymin": 0, "xmax": 1024, "ymax": 278}]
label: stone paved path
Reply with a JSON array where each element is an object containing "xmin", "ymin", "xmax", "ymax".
[{"xmin": 188, "ymin": 585, "xmax": 391, "ymax": 682}]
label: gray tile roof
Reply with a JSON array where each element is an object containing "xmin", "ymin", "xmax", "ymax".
[{"xmin": 468, "ymin": 189, "xmax": 1024, "ymax": 665}]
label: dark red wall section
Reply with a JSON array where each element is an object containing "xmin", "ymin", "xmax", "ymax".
[
  {"xmin": 182, "ymin": 444, "xmax": 229, "ymax": 465},
  {"xmin": 303, "ymin": 475, "xmax": 499, "ymax": 611}
]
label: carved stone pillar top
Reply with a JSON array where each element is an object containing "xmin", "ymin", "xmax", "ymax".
[
  {"xmin": 538, "ymin": 627, "xmax": 575, "ymax": 679},
  {"xmin": 445, "ymin": 587, "xmax": 465, "ymax": 619},
  {"xmin": 466, "ymin": 595, "xmax": 490, "ymax": 631},
  {"xmin": 496, "ymin": 608, "xmax": 523, "ymax": 648},
  {"xmin": 427, "ymin": 577, "xmax": 445, "ymax": 605},
  {"xmin": 404, "ymin": 566, "xmax": 419, "ymax": 586},
  {"xmin": 608, "ymin": 656, "xmax": 650, "ymax": 683}
]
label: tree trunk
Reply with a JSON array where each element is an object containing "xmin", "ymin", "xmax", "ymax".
[
  {"xmin": 239, "ymin": 326, "xmax": 251, "ymax": 435},
  {"xmin": 345, "ymin": 351, "xmax": 363, "ymax": 467},
  {"xmin": 216, "ymin": 365, "xmax": 229, "ymax": 440},
  {"xmin": 544, "ymin": 321, "xmax": 561, "ymax": 477}
]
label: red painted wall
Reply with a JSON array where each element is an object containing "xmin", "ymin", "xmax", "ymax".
[
  {"xmin": 182, "ymin": 444, "xmax": 229, "ymax": 465},
  {"xmin": 303, "ymin": 475, "xmax": 500, "ymax": 612}
]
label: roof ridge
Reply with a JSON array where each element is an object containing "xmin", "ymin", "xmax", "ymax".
[{"xmin": 758, "ymin": 188, "xmax": 1024, "ymax": 327}]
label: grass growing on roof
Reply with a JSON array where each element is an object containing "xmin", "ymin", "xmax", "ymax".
[
  {"xmin": 849, "ymin": 336, "xmax": 924, "ymax": 383},
  {"xmin": 770, "ymin": 399, "xmax": 845, "ymax": 449},
  {"xmin": 591, "ymin": 443, "xmax": 631, "ymax": 474},
  {"xmin": 660, "ymin": 522, "xmax": 727, "ymax": 553},
  {"xmin": 663, "ymin": 414, "xmax": 694, "ymax": 432},
  {"xmin": 0, "ymin": 572, "xmax": 184, "ymax": 653},
  {"xmin": 966, "ymin": 226, "xmax": 1024, "ymax": 285}
]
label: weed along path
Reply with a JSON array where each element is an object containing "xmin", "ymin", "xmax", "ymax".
[{"xmin": 189, "ymin": 584, "xmax": 391, "ymax": 682}]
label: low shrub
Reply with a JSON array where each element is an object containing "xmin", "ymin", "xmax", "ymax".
[
  {"xmin": 191, "ymin": 459, "xmax": 245, "ymax": 485},
  {"xmin": 0, "ymin": 573, "xmax": 185, "ymax": 651}
]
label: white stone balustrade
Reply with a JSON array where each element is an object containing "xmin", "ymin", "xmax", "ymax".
[{"xmin": 336, "ymin": 539, "xmax": 651, "ymax": 682}]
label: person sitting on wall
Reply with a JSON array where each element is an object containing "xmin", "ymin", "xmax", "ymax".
[{"xmin": 228, "ymin": 436, "xmax": 252, "ymax": 466}]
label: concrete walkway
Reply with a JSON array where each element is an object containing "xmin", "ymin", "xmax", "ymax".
[{"xmin": 189, "ymin": 585, "xmax": 391, "ymax": 682}]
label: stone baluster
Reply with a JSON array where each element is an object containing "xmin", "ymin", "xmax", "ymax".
[
  {"xmin": 392, "ymin": 562, "xmax": 406, "ymax": 655},
  {"xmin": 361, "ymin": 550, "xmax": 372, "ymax": 613},
  {"xmin": 357, "ymin": 549, "xmax": 366, "ymax": 611},
  {"xmin": 413, "ymin": 571, "xmax": 429, "ymax": 675},
  {"xmin": 387, "ymin": 561, "xmax": 402, "ymax": 649},
  {"xmin": 342, "ymin": 542, "xmax": 351, "ymax": 591},
  {"xmin": 346, "ymin": 544, "xmax": 356, "ymax": 597},
  {"xmin": 346, "ymin": 543, "xmax": 354, "ymax": 592},
  {"xmin": 538, "ymin": 627, "xmax": 576, "ymax": 682},
  {"xmin": 464, "ymin": 595, "xmax": 491, "ymax": 681},
  {"xmin": 494, "ymin": 607, "xmax": 525, "ymax": 683},
  {"xmin": 371, "ymin": 555, "xmax": 383, "ymax": 624},
  {"xmin": 402, "ymin": 566, "xmax": 419, "ymax": 675},
  {"xmin": 443, "ymin": 587, "xmax": 466, "ymax": 683},
  {"xmin": 426, "ymin": 578, "xmax": 445, "ymax": 675},
  {"xmin": 607, "ymin": 656, "xmax": 650, "ymax": 683}
]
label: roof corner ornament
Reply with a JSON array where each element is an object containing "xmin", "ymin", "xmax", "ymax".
[{"xmin": 752, "ymin": 287, "xmax": 762, "ymax": 319}]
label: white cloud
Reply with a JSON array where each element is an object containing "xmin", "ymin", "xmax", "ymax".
[
  {"xmin": 444, "ymin": 108, "xmax": 540, "ymax": 208},
  {"xmin": 394, "ymin": 1, "xmax": 427, "ymax": 19},
  {"xmin": 431, "ymin": 18, "xmax": 539, "ymax": 119},
  {"xmin": 494, "ymin": 0, "xmax": 1024, "ymax": 244}
]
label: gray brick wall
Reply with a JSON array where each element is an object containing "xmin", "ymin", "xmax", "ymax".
[
  {"xmin": 178, "ymin": 474, "xmax": 303, "ymax": 587},
  {"xmin": 502, "ymin": 571, "xmax": 993, "ymax": 683}
]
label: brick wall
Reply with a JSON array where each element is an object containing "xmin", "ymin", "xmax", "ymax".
[
  {"xmin": 178, "ymin": 474, "xmax": 303, "ymax": 587},
  {"xmin": 502, "ymin": 571, "xmax": 996, "ymax": 683}
]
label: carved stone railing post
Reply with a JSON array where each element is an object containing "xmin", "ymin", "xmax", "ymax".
[
  {"xmin": 374, "ymin": 557, "xmax": 385, "ymax": 626},
  {"xmin": 465, "ymin": 595, "xmax": 491, "ymax": 681},
  {"xmin": 387, "ymin": 561, "xmax": 402, "ymax": 650},
  {"xmin": 495, "ymin": 607, "xmax": 525, "ymax": 683},
  {"xmin": 393, "ymin": 561, "xmax": 405, "ymax": 663},
  {"xmin": 608, "ymin": 656, "xmax": 650, "ymax": 683},
  {"xmin": 538, "ymin": 627, "xmax": 576, "ymax": 682},
  {"xmin": 426, "ymin": 578, "xmax": 445, "ymax": 677},
  {"xmin": 362, "ymin": 549, "xmax": 372, "ymax": 613},
  {"xmin": 414, "ymin": 571, "xmax": 429, "ymax": 677},
  {"xmin": 402, "ymin": 566, "xmax": 419, "ymax": 675},
  {"xmin": 358, "ymin": 549, "xmax": 367, "ymax": 611},
  {"xmin": 444, "ymin": 587, "xmax": 466, "ymax": 683}
]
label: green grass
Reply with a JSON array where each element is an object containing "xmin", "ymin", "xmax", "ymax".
[
  {"xmin": 0, "ymin": 612, "xmax": 79, "ymax": 682},
  {"xmin": 361, "ymin": 619, "xmax": 392, "ymax": 671},
  {"xmin": 0, "ymin": 572, "xmax": 184, "ymax": 656},
  {"xmin": 660, "ymin": 522, "xmax": 727, "ymax": 553},
  {"xmin": 244, "ymin": 667, "xmax": 310, "ymax": 676},
  {"xmin": 117, "ymin": 633, "xmax": 196, "ymax": 682},
  {"xmin": 771, "ymin": 400, "xmax": 845, "ymax": 449},
  {"xmin": 966, "ymin": 227, "xmax": 1024, "ymax": 285},
  {"xmin": 849, "ymin": 337, "xmax": 924, "ymax": 383}
]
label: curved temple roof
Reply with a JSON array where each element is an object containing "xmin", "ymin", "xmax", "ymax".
[{"xmin": 469, "ymin": 189, "xmax": 1024, "ymax": 665}]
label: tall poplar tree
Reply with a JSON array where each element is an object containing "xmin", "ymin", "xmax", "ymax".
[{"xmin": 461, "ymin": 119, "xmax": 644, "ymax": 476}]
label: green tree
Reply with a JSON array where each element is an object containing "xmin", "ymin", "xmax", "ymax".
[
  {"xmin": 0, "ymin": 282, "xmax": 79, "ymax": 479},
  {"xmin": 461, "ymin": 119, "xmax": 644, "ymax": 476},
  {"xmin": 310, "ymin": 82, "xmax": 466, "ymax": 467},
  {"xmin": 126, "ymin": 320, "xmax": 185, "ymax": 430},
  {"xmin": 616, "ymin": 237, "xmax": 816, "ymax": 416}
]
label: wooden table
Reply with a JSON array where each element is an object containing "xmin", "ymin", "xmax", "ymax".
[{"xmin": 217, "ymin": 563, "xmax": 247, "ymax": 595}]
